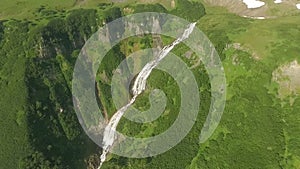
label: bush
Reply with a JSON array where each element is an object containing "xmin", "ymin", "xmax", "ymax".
[{"xmin": 171, "ymin": 0, "xmax": 206, "ymax": 22}]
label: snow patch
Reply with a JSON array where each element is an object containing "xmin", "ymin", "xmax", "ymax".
[
  {"xmin": 242, "ymin": 0, "xmax": 265, "ymax": 8},
  {"xmin": 254, "ymin": 16, "xmax": 266, "ymax": 19},
  {"xmin": 243, "ymin": 15, "xmax": 266, "ymax": 19},
  {"xmin": 274, "ymin": 0, "xmax": 282, "ymax": 4}
]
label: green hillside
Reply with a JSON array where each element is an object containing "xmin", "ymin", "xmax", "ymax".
[{"xmin": 0, "ymin": 0, "xmax": 300, "ymax": 169}]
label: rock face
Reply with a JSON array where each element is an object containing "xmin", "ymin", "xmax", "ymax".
[
  {"xmin": 171, "ymin": 0, "xmax": 176, "ymax": 8},
  {"xmin": 272, "ymin": 60, "xmax": 300, "ymax": 100},
  {"xmin": 35, "ymin": 10, "xmax": 165, "ymax": 59},
  {"xmin": 125, "ymin": 15, "xmax": 162, "ymax": 36},
  {"xmin": 204, "ymin": 0, "xmax": 300, "ymax": 18},
  {"xmin": 204, "ymin": 0, "xmax": 268, "ymax": 17}
]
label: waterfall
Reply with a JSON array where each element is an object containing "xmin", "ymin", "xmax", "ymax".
[{"xmin": 98, "ymin": 22, "xmax": 197, "ymax": 169}]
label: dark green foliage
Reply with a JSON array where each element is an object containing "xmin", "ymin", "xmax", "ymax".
[
  {"xmin": 56, "ymin": 54, "xmax": 73, "ymax": 88},
  {"xmin": 207, "ymin": 31, "xmax": 231, "ymax": 61},
  {"xmin": 0, "ymin": 21, "xmax": 29, "ymax": 65},
  {"xmin": 2, "ymin": 2, "xmax": 300, "ymax": 169},
  {"xmin": 66, "ymin": 9, "xmax": 99, "ymax": 48},
  {"xmin": 20, "ymin": 151, "xmax": 63, "ymax": 169},
  {"xmin": 0, "ymin": 8, "xmax": 103, "ymax": 169},
  {"xmin": 98, "ymin": 3, "xmax": 114, "ymax": 10},
  {"xmin": 132, "ymin": 4, "xmax": 167, "ymax": 13},
  {"xmin": 97, "ymin": 45, "xmax": 126, "ymax": 117},
  {"xmin": 103, "ymin": 7, "xmax": 124, "ymax": 42},
  {"xmin": 22, "ymin": 8, "xmax": 103, "ymax": 168},
  {"xmin": 103, "ymin": 7, "xmax": 122, "ymax": 22},
  {"xmin": 140, "ymin": 35, "xmax": 153, "ymax": 49},
  {"xmin": 40, "ymin": 18, "xmax": 72, "ymax": 57},
  {"xmin": 0, "ymin": 21, "xmax": 4, "ymax": 41},
  {"xmin": 171, "ymin": 0, "xmax": 206, "ymax": 22},
  {"xmin": 99, "ymin": 45, "xmax": 126, "ymax": 78},
  {"xmin": 0, "ymin": 20, "xmax": 32, "ymax": 169}
]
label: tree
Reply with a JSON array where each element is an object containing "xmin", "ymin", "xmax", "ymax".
[
  {"xmin": 66, "ymin": 9, "xmax": 98, "ymax": 46},
  {"xmin": 20, "ymin": 151, "xmax": 63, "ymax": 169},
  {"xmin": 171, "ymin": 0, "xmax": 206, "ymax": 22},
  {"xmin": 103, "ymin": 7, "xmax": 122, "ymax": 23}
]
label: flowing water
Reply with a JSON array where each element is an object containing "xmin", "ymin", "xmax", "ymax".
[{"xmin": 97, "ymin": 22, "xmax": 197, "ymax": 169}]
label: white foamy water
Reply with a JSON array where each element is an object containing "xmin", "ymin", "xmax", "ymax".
[
  {"xmin": 274, "ymin": 0, "xmax": 282, "ymax": 4},
  {"xmin": 296, "ymin": 4, "xmax": 300, "ymax": 9},
  {"xmin": 97, "ymin": 22, "xmax": 197, "ymax": 169},
  {"xmin": 242, "ymin": 0, "xmax": 265, "ymax": 8}
]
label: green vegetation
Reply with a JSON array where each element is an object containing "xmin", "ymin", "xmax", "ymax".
[
  {"xmin": 94, "ymin": 2, "xmax": 300, "ymax": 169},
  {"xmin": 131, "ymin": 3, "xmax": 168, "ymax": 13},
  {"xmin": 171, "ymin": 0, "xmax": 206, "ymax": 22},
  {"xmin": 0, "ymin": 7, "xmax": 107, "ymax": 169},
  {"xmin": 184, "ymin": 4, "xmax": 300, "ymax": 169},
  {"xmin": 0, "ymin": 20, "xmax": 32, "ymax": 169},
  {"xmin": 0, "ymin": 0, "xmax": 176, "ymax": 20},
  {"xmin": 1, "ymin": 0, "xmax": 300, "ymax": 169}
]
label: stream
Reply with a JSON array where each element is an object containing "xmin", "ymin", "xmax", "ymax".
[{"xmin": 98, "ymin": 22, "xmax": 197, "ymax": 169}]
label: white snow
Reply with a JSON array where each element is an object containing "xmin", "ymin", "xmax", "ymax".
[
  {"xmin": 274, "ymin": 0, "xmax": 282, "ymax": 4},
  {"xmin": 242, "ymin": 0, "xmax": 266, "ymax": 8},
  {"xmin": 296, "ymin": 4, "xmax": 300, "ymax": 9},
  {"xmin": 242, "ymin": 15, "xmax": 266, "ymax": 19},
  {"xmin": 254, "ymin": 16, "xmax": 266, "ymax": 19}
]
